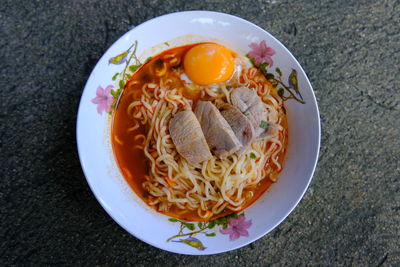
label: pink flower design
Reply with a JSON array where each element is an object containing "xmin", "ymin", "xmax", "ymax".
[
  {"xmin": 248, "ymin": 40, "xmax": 276, "ymax": 66},
  {"xmin": 91, "ymin": 85, "xmax": 114, "ymax": 115},
  {"xmin": 220, "ymin": 216, "xmax": 252, "ymax": 241}
]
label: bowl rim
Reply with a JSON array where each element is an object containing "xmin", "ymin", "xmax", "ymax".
[{"xmin": 76, "ymin": 10, "xmax": 321, "ymax": 255}]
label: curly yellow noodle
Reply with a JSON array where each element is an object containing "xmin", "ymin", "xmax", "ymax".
[{"xmin": 126, "ymin": 65, "xmax": 286, "ymax": 220}]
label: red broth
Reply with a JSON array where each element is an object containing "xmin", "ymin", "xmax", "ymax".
[{"xmin": 111, "ymin": 44, "xmax": 287, "ymax": 221}]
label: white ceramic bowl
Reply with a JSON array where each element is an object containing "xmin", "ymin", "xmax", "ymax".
[{"xmin": 76, "ymin": 11, "xmax": 320, "ymax": 255}]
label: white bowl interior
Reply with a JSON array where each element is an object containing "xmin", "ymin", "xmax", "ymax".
[{"xmin": 77, "ymin": 11, "xmax": 320, "ymax": 255}]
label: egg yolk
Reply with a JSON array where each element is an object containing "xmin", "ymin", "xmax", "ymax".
[{"xmin": 183, "ymin": 43, "xmax": 235, "ymax": 85}]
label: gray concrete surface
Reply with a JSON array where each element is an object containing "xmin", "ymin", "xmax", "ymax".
[{"xmin": 1, "ymin": 0, "xmax": 399, "ymax": 265}]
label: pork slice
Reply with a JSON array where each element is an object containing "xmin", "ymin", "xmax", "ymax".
[
  {"xmin": 195, "ymin": 101, "xmax": 242, "ymax": 158},
  {"xmin": 231, "ymin": 87, "xmax": 268, "ymax": 138},
  {"xmin": 169, "ymin": 110, "xmax": 212, "ymax": 165},
  {"xmin": 230, "ymin": 86, "xmax": 258, "ymax": 112},
  {"xmin": 219, "ymin": 103, "xmax": 254, "ymax": 153}
]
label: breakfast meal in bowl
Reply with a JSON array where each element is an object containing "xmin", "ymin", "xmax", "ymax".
[
  {"xmin": 111, "ymin": 42, "xmax": 288, "ymax": 222},
  {"xmin": 78, "ymin": 11, "xmax": 319, "ymax": 254}
]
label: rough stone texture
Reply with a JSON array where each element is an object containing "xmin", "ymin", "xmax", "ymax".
[{"xmin": 1, "ymin": 0, "xmax": 399, "ymax": 265}]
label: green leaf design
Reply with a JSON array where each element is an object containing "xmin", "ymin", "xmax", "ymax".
[
  {"xmin": 119, "ymin": 80, "xmax": 125, "ymax": 89},
  {"xmin": 289, "ymin": 69, "xmax": 298, "ymax": 91},
  {"xmin": 168, "ymin": 218, "xmax": 178, "ymax": 222},
  {"xmin": 109, "ymin": 51, "xmax": 129, "ymax": 65},
  {"xmin": 232, "ymin": 213, "xmax": 239, "ymax": 219},
  {"xmin": 184, "ymin": 223, "xmax": 195, "ymax": 231},
  {"xmin": 112, "ymin": 72, "xmax": 119, "ymax": 81},
  {"xmin": 110, "ymin": 89, "xmax": 117, "ymax": 97},
  {"xmin": 129, "ymin": 64, "xmax": 141, "ymax": 73},
  {"xmin": 276, "ymin": 67, "xmax": 282, "ymax": 76},
  {"xmin": 260, "ymin": 62, "xmax": 269, "ymax": 70},
  {"xmin": 207, "ymin": 221, "xmax": 215, "ymax": 229},
  {"xmin": 289, "ymin": 69, "xmax": 303, "ymax": 100},
  {"xmin": 250, "ymin": 152, "xmax": 257, "ymax": 159},
  {"xmin": 266, "ymin": 73, "xmax": 275, "ymax": 79},
  {"xmin": 205, "ymin": 233, "xmax": 216, "ymax": 237},
  {"xmin": 278, "ymin": 88, "xmax": 284, "ymax": 97},
  {"xmin": 198, "ymin": 222, "xmax": 203, "ymax": 228}
]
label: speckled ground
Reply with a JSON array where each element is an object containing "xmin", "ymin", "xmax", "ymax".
[{"xmin": 1, "ymin": 0, "xmax": 399, "ymax": 265}]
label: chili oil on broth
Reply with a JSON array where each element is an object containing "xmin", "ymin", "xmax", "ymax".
[{"xmin": 111, "ymin": 43, "xmax": 288, "ymax": 222}]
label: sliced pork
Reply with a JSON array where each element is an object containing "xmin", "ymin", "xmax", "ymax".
[
  {"xmin": 219, "ymin": 103, "xmax": 254, "ymax": 153},
  {"xmin": 169, "ymin": 110, "xmax": 212, "ymax": 165},
  {"xmin": 195, "ymin": 101, "xmax": 242, "ymax": 158},
  {"xmin": 230, "ymin": 87, "xmax": 268, "ymax": 138}
]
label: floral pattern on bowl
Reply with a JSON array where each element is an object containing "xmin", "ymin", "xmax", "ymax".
[{"xmin": 166, "ymin": 213, "xmax": 252, "ymax": 250}]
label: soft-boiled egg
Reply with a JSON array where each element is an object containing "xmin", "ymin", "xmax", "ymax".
[{"xmin": 183, "ymin": 43, "xmax": 235, "ymax": 85}]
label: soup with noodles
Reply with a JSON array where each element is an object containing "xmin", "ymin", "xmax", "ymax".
[{"xmin": 111, "ymin": 43, "xmax": 288, "ymax": 222}]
